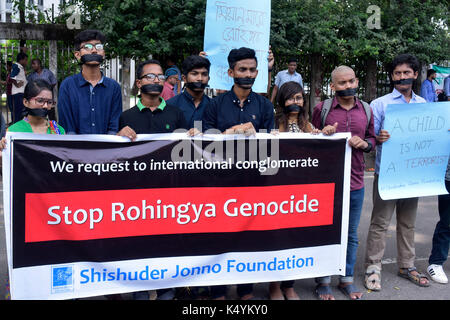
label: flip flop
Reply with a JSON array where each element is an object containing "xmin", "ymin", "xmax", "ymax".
[
  {"xmin": 338, "ymin": 283, "xmax": 362, "ymax": 300},
  {"xmin": 398, "ymin": 267, "xmax": 430, "ymax": 287},
  {"xmin": 315, "ymin": 284, "xmax": 334, "ymax": 300}
]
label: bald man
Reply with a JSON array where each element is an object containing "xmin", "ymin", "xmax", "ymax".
[{"xmin": 311, "ymin": 65, "xmax": 376, "ymax": 300}]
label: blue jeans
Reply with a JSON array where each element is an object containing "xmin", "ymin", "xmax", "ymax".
[
  {"xmin": 316, "ymin": 187, "xmax": 365, "ymax": 284},
  {"xmin": 429, "ymin": 180, "xmax": 450, "ymax": 266}
]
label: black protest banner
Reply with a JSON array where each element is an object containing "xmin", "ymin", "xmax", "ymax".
[{"xmin": 3, "ymin": 132, "xmax": 351, "ymax": 299}]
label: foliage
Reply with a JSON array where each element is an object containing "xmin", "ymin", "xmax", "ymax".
[
  {"xmin": 8, "ymin": 0, "xmax": 450, "ymax": 88},
  {"xmin": 73, "ymin": 0, "xmax": 207, "ymax": 64}
]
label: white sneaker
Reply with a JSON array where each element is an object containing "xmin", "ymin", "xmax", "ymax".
[{"xmin": 427, "ymin": 264, "xmax": 448, "ymax": 284}]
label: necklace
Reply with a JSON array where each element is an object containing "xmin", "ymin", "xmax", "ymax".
[{"xmin": 23, "ymin": 116, "xmax": 61, "ymax": 134}]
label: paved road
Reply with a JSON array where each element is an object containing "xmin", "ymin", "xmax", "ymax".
[{"xmin": 0, "ymin": 173, "xmax": 448, "ymax": 300}]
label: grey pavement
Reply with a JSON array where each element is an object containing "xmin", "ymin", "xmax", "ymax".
[{"xmin": 0, "ymin": 173, "xmax": 448, "ymax": 300}]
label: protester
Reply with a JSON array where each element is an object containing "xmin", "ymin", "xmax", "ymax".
[
  {"xmin": 117, "ymin": 59, "xmax": 186, "ymax": 300},
  {"xmin": 0, "ymin": 79, "xmax": 64, "ymax": 299},
  {"xmin": 268, "ymin": 81, "xmax": 319, "ymax": 300},
  {"xmin": 275, "ymin": 81, "xmax": 318, "ymax": 133},
  {"xmin": 420, "ymin": 69, "xmax": 438, "ymax": 102},
  {"xmin": 6, "ymin": 79, "xmax": 63, "ymax": 134},
  {"xmin": 311, "ymin": 65, "xmax": 375, "ymax": 300},
  {"xmin": 27, "ymin": 58, "xmax": 58, "ymax": 120},
  {"xmin": 200, "ymin": 46, "xmax": 274, "ymax": 98},
  {"xmin": 161, "ymin": 67, "xmax": 178, "ymax": 101},
  {"xmin": 10, "ymin": 52, "xmax": 28, "ymax": 123},
  {"xmin": 118, "ymin": 59, "xmax": 186, "ymax": 141},
  {"xmin": 202, "ymin": 47, "xmax": 274, "ymax": 136},
  {"xmin": 202, "ymin": 47, "xmax": 274, "ymax": 300},
  {"xmin": 168, "ymin": 54, "xmax": 211, "ymax": 134},
  {"xmin": 426, "ymin": 158, "xmax": 450, "ymax": 284},
  {"xmin": 364, "ymin": 53, "xmax": 430, "ymax": 291},
  {"xmin": 58, "ymin": 29, "xmax": 122, "ymax": 134},
  {"xmin": 270, "ymin": 57, "xmax": 303, "ymax": 105}
]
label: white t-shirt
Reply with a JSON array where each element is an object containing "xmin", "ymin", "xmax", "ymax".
[{"xmin": 11, "ymin": 63, "xmax": 27, "ymax": 95}]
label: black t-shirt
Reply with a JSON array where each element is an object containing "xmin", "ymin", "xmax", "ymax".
[{"xmin": 119, "ymin": 100, "xmax": 187, "ymax": 134}]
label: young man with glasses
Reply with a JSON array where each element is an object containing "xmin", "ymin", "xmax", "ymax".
[
  {"xmin": 58, "ymin": 29, "xmax": 123, "ymax": 135},
  {"xmin": 117, "ymin": 60, "xmax": 186, "ymax": 141}
]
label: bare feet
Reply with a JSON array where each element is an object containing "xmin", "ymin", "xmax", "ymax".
[
  {"xmin": 282, "ymin": 287, "xmax": 300, "ymax": 300},
  {"xmin": 315, "ymin": 284, "xmax": 335, "ymax": 300},
  {"xmin": 240, "ymin": 293, "xmax": 255, "ymax": 300},
  {"xmin": 269, "ymin": 282, "xmax": 285, "ymax": 300},
  {"xmin": 338, "ymin": 282, "xmax": 363, "ymax": 300}
]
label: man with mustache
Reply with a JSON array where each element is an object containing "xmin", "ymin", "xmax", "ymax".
[
  {"xmin": 117, "ymin": 59, "xmax": 186, "ymax": 141},
  {"xmin": 202, "ymin": 47, "xmax": 274, "ymax": 135},
  {"xmin": 58, "ymin": 29, "xmax": 122, "ymax": 134},
  {"xmin": 364, "ymin": 53, "xmax": 429, "ymax": 292},
  {"xmin": 312, "ymin": 65, "xmax": 376, "ymax": 300}
]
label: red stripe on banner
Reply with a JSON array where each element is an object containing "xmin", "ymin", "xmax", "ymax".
[{"xmin": 25, "ymin": 184, "xmax": 335, "ymax": 242}]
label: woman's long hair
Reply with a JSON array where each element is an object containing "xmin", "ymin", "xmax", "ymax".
[{"xmin": 276, "ymin": 81, "xmax": 312, "ymax": 132}]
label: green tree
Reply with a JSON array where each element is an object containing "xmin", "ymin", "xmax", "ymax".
[
  {"xmin": 74, "ymin": 0, "xmax": 207, "ymax": 64},
  {"xmin": 40, "ymin": 0, "xmax": 449, "ymax": 105},
  {"xmin": 337, "ymin": 0, "xmax": 449, "ymax": 101},
  {"xmin": 271, "ymin": 0, "xmax": 346, "ymax": 111}
]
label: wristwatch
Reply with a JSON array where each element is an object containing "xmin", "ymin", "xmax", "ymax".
[{"xmin": 363, "ymin": 139, "xmax": 372, "ymax": 152}]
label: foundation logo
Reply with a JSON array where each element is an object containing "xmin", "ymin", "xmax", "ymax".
[{"xmin": 51, "ymin": 265, "xmax": 74, "ymax": 294}]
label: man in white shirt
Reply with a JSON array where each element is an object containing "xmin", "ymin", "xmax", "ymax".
[
  {"xmin": 364, "ymin": 53, "xmax": 430, "ymax": 291},
  {"xmin": 10, "ymin": 52, "xmax": 28, "ymax": 123},
  {"xmin": 270, "ymin": 57, "xmax": 303, "ymax": 104}
]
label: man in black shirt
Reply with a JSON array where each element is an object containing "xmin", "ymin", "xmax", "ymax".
[
  {"xmin": 118, "ymin": 59, "xmax": 186, "ymax": 141},
  {"xmin": 202, "ymin": 47, "xmax": 274, "ymax": 135},
  {"xmin": 206, "ymin": 48, "xmax": 274, "ymax": 301}
]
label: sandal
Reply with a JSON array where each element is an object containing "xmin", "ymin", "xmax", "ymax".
[
  {"xmin": 365, "ymin": 265, "xmax": 381, "ymax": 291},
  {"xmin": 338, "ymin": 283, "xmax": 362, "ymax": 300},
  {"xmin": 315, "ymin": 284, "xmax": 335, "ymax": 300},
  {"xmin": 398, "ymin": 267, "xmax": 430, "ymax": 287}
]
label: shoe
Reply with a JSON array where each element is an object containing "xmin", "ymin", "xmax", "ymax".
[{"xmin": 427, "ymin": 264, "xmax": 448, "ymax": 284}]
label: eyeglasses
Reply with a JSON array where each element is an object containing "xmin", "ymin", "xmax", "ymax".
[
  {"xmin": 286, "ymin": 96, "xmax": 304, "ymax": 103},
  {"xmin": 80, "ymin": 43, "xmax": 104, "ymax": 51},
  {"xmin": 31, "ymin": 97, "xmax": 56, "ymax": 106},
  {"xmin": 140, "ymin": 73, "xmax": 166, "ymax": 81}
]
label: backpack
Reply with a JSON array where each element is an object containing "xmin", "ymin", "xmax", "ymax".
[{"xmin": 320, "ymin": 98, "xmax": 371, "ymax": 131}]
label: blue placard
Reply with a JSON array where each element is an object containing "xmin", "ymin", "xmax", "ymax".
[
  {"xmin": 203, "ymin": 0, "xmax": 271, "ymax": 93},
  {"xmin": 378, "ymin": 102, "xmax": 450, "ymax": 200}
]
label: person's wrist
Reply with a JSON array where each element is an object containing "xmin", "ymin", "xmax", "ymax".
[{"xmin": 363, "ymin": 139, "xmax": 372, "ymax": 152}]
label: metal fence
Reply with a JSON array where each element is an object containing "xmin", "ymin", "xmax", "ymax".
[{"xmin": 0, "ymin": 44, "xmax": 136, "ymax": 123}]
